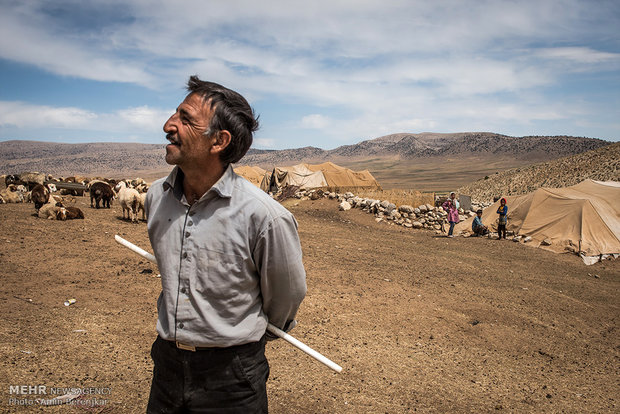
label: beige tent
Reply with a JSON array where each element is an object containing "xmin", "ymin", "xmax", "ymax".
[
  {"xmin": 260, "ymin": 162, "xmax": 381, "ymax": 192},
  {"xmin": 262, "ymin": 162, "xmax": 380, "ymax": 192},
  {"xmin": 234, "ymin": 165, "xmax": 269, "ymax": 187},
  {"xmin": 306, "ymin": 162, "xmax": 381, "ymax": 189},
  {"xmin": 456, "ymin": 180, "xmax": 620, "ymax": 263},
  {"xmin": 261, "ymin": 164, "xmax": 328, "ymax": 192}
]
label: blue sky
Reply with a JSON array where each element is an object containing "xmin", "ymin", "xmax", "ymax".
[{"xmin": 0, "ymin": 0, "xmax": 618, "ymax": 149}]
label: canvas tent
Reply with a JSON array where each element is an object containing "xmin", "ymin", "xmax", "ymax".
[
  {"xmin": 306, "ymin": 162, "xmax": 381, "ymax": 189},
  {"xmin": 261, "ymin": 162, "xmax": 380, "ymax": 192},
  {"xmin": 261, "ymin": 164, "xmax": 328, "ymax": 192},
  {"xmin": 234, "ymin": 165, "xmax": 269, "ymax": 187},
  {"xmin": 455, "ymin": 180, "xmax": 620, "ymax": 264}
]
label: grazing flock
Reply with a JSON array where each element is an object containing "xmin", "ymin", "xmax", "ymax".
[{"xmin": 0, "ymin": 172, "xmax": 148, "ymax": 223}]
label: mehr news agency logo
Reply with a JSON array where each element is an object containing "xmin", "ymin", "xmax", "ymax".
[{"xmin": 8, "ymin": 384, "xmax": 111, "ymax": 407}]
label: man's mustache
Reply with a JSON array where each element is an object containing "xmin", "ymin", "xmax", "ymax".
[{"xmin": 166, "ymin": 133, "xmax": 179, "ymax": 144}]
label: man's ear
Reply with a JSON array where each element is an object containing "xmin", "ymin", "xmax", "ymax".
[{"xmin": 211, "ymin": 130, "xmax": 232, "ymax": 154}]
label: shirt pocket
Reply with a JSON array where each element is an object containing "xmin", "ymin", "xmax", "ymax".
[{"xmin": 194, "ymin": 249, "xmax": 251, "ymax": 300}]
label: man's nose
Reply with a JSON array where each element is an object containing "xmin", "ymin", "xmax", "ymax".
[{"xmin": 163, "ymin": 113, "xmax": 177, "ymax": 133}]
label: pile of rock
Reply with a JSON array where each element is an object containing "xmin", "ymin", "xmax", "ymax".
[{"xmin": 293, "ymin": 189, "xmax": 491, "ymax": 233}]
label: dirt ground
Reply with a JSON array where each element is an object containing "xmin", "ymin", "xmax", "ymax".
[{"xmin": 0, "ymin": 192, "xmax": 618, "ymax": 413}]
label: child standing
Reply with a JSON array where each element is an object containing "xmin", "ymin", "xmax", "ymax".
[
  {"xmin": 496, "ymin": 198, "xmax": 508, "ymax": 240},
  {"xmin": 442, "ymin": 192, "xmax": 460, "ymax": 238}
]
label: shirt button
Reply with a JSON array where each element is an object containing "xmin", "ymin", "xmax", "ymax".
[
  {"xmin": 181, "ymin": 287, "xmax": 187, "ymax": 294},
  {"xmin": 185, "ymin": 232, "xmax": 190, "ymax": 238},
  {"xmin": 187, "ymin": 221, "xmax": 193, "ymax": 226},
  {"xmin": 189, "ymin": 211, "xmax": 195, "ymax": 216},
  {"xmin": 183, "ymin": 252, "xmax": 188, "ymax": 259},
  {"xmin": 179, "ymin": 322, "xmax": 184, "ymax": 329}
]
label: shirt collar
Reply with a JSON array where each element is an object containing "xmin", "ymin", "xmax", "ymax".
[
  {"xmin": 209, "ymin": 164, "xmax": 234, "ymax": 199},
  {"xmin": 162, "ymin": 165, "xmax": 235, "ymax": 201}
]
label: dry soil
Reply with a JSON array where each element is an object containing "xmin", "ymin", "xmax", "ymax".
[{"xmin": 0, "ymin": 194, "xmax": 618, "ymax": 413}]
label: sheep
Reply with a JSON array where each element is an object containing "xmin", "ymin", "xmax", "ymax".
[
  {"xmin": 60, "ymin": 188, "xmax": 84, "ymax": 196},
  {"xmin": 19, "ymin": 172, "xmax": 46, "ymax": 190},
  {"xmin": 31, "ymin": 184, "xmax": 51, "ymax": 210},
  {"xmin": 4, "ymin": 174, "xmax": 22, "ymax": 187},
  {"xmin": 56, "ymin": 206, "xmax": 84, "ymax": 220},
  {"xmin": 137, "ymin": 192, "xmax": 147, "ymax": 221},
  {"xmin": 89, "ymin": 181, "xmax": 115, "ymax": 209},
  {"xmin": 114, "ymin": 181, "xmax": 141, "ymax": 223},
  {"xmin": 38, "ymin": 200, "xmax": 65, "ymax": 220},
  {"xmin": 0, "ymin": 184, "xmax": 24, "ymax": 203},
  {"xmin": 131, "ymin": 177, "xmax": 146, "ymax": 188},
  {"xmin": 15, "ymin": 185, "xmax": 29, "ymax": 201}
]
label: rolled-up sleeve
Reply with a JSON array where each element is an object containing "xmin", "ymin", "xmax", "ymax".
[{"xmin": 254, "ymin": 213, "xmax": 307, "ymax": 332}]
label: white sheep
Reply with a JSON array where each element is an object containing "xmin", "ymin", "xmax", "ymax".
[
  {"xmin": 38, "ymin": 200, "xmax": 65, "ymax": 220},
  {"xmin": 0, "ymin": 184, "xmax": 24, "ymax": 203},
  {"xmin": 114, "ymin": 181, "xmax": 141, "ymax": 223},
  {"xmin": 137, "ymin": 192, "xmax": 147, "ymax": 221}
]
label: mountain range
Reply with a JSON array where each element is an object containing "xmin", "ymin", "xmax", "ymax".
[
  {"xmin": 241, "ymin": 132, "xmax": 609, "ymax": 166},
  {"xmin": 0, "ymin": 133, "xmax": 612, "ymax": 189}
]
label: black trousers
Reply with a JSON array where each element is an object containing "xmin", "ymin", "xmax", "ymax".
[
  {"xmin": 498, "ymin": 223, "xmax": 507, "ymax": 239},
  {"xmin": 147, "ymin": 336, "xmax": 269, "ymax": 414}
]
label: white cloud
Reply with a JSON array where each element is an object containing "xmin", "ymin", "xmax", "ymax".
[
  {"xmin": 0, "ymin": 101, "xmax": 97, "ymax": 128},
  {"xmin": 0, "ymin": 101, "xmax": 171, "ymax": 135},
  {"xmin": 117, "ymin": 106, "xmax": 171, "ymax": 131},
  {"xmin": 254, "ymin": 138, "xmax": 276, "ymax": 148},
  {"xmin": 301, "ymin": 114, "xmax": 331, "ymax": 129},
  {"xmin": 535, "ymin": 47, "xmax": 620, "ymax": 64}
]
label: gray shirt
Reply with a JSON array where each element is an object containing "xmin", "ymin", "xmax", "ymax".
[{"xmin": 145, "ymin": 165, "xmax": 307, "ymax": 347}]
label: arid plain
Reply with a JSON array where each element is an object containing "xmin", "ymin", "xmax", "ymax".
[{"xmin": 0, "ymin": 182, "xmax": 618, "ymax": 412}]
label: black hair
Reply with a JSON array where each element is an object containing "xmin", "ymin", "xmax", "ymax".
[{"xmin": 186, "ymin": 75, "xmax": 259, "ymax": 165}]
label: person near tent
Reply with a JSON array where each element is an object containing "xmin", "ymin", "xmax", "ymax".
[
  {"xmin": 144, "ymin": 76, "xmax": 307, "ymax": 412},
  {"xmin": 442, "ymin": 192, "xmax": 460, "ymax": 237},
  {"xmin": 496, "ymin": 198, "xmax": 508, "ymax": 240},
  {"xmin": 472, "ymin": 209, "xmax": 488, "ymax": 236}
]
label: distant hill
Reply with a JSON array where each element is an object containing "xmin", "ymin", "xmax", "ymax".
[
  {"xmin": 457, "ymin": 141, "xmax": 620, "ymax": 202},
  {"xmin": 0, "ymin": 140, "xmax": 169, "ymax": 179},
  {"xmin": 0, "ymin": 133, "xmax": 612, "ymax": 188},
  {"xmin": 241, "ymin": 132, "xmax": 609, "ymax": 166}
]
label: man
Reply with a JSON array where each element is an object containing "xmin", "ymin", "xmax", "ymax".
[
  {"xmin": 472, "ymin": 209, "xmax": 488, "ymax": 236},
  {"xmin": 145, "ymin": 76, "xmax": 307, "ymax": 413}
]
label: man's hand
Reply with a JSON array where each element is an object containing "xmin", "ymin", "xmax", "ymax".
[{"xmin": 266, "ymin": 320, "xmax": 297, "ymax": 341}]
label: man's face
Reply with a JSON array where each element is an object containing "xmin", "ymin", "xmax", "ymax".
[{"xmin": 163, "ymin": 93, "xmax": 216, "ymax": 169}]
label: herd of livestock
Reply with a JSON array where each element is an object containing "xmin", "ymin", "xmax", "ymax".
[{"xmin": 0, "ymin": 171, "xmax": 148, "ymax": 222}]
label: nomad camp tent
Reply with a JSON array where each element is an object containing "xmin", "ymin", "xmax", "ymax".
[
  {"xmin": 261, "ymin": 164, "xmax": 328, "ymax": 192},
  {"xmin": 456, "ymin": 180, "xmax": 620, "ymax": 264},
  {"xmin": 306, "ymin": 162, "xmax": 381, "ymax": 189},
  {"xmin": 262, "ymin": 162, "xmax": 380, "ymax": 193},
  {"xmin": 234, "ymin": 165, "xmax": 269, "ymax": 187}
]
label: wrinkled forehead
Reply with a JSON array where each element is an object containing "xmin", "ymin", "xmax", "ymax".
[
  {"xmin": 186, "ymin": 92, "xmax": 217, "ymax": 110},
  {"xmin": 178, "ymin": 93, "xmax": 216, "ymax": 121}
]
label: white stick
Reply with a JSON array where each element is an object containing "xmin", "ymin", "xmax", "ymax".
[
  {"xmin": 265, "ymin": 324, "xmax": 343, "ymax": 373},
  {"xmin": 114, "ymin": 235, "xmax": 156, "ymax": 263},
  {"xmin": 114, "ymin": 235, "xmax": 343, "ymax": 373}
]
